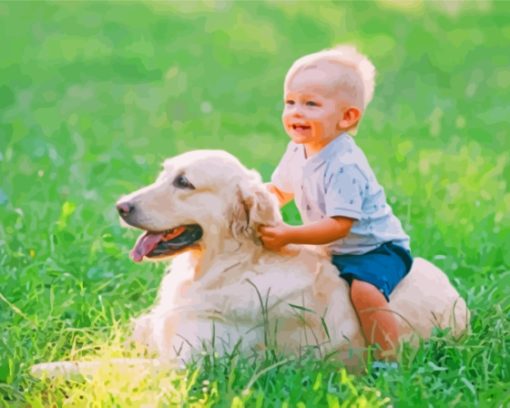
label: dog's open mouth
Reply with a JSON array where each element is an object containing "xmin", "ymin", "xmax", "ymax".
[{"xmin": 130, "ymin": 224, "xmax": 203, "ymax": 262}]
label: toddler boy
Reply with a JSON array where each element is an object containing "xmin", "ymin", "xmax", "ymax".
[{"xmin": 260, "ymin": 45, "xmax": 413, "ymax": 364}]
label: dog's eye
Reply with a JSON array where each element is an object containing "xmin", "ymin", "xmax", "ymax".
[{"xmin": 173, "ymin": 174, "xmax": 195, "ymax": 189}]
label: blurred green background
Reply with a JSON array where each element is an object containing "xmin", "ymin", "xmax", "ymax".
[{"xmin": 0, "ymin": 0, "xmax": 509, "ymax": 404}]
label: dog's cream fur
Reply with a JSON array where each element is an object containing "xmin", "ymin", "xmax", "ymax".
[{"xmin": 32, "ymin": 150, "xmax": 469, "ymax": 377}]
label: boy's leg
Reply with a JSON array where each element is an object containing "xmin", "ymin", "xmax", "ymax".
[{"xmin": 350, "ymin": 279, "xmax": 399, "ymax": 360}]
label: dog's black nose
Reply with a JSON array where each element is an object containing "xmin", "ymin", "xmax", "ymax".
[{"xmin": 116, "ymin": 201, "xmax": 134, "ymax": 217}]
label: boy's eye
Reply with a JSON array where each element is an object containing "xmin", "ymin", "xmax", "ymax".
[
  {"xmin": 306, "ymin": 101, "xmax": 319, "ymax": 107},
  {"xmin": 285, "ymin": 100, "xmax": 295, "ymax": 105}
]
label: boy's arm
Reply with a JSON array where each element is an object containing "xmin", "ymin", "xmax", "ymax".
[
  {"xmin": 265, "ymin": 183, "xmax": 294, "ymax": 208},
  {"xmin": 259, "ymin": 216, "xmax": 354, "ymax": 251}
]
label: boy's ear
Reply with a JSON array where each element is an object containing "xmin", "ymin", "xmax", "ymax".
[{"xmin": 337, "ymin": 107, "xmax": 361, "ymax": 130}]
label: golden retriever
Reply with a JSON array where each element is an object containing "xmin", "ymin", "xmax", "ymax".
[
  {"xmin": 121, "ymin": 150, "xmax": 468, "ymax": 361},
  {"xmin": 32, "ymin": 149, "xmax": 468, "ymax": 377}
]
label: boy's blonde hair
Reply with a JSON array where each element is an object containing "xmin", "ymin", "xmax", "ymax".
[{"xmin": 284, "ymin": 45, "xmax": 376, "ymax": 110}]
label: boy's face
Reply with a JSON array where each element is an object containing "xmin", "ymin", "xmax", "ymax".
[{"xmin": 282, "ymin": 64, "xmax": 350, "ymax": 154}]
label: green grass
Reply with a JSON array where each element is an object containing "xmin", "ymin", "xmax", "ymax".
[{"xmin": 1, "ymin": 0, "xmax": 509, "ymax": 406}]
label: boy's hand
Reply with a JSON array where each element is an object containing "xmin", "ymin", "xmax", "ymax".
[
  {"xmin": 259, "ymin": 217, "xmax": 352, "ymax": 250},
  {"xmin": 258, "ymin": 224, "xmax": 293, "ymax": 251}
]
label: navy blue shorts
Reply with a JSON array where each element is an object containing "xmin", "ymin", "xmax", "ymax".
[{"xmin": 331, "ymin": 242, "xmax": 413, "ymax": 302}]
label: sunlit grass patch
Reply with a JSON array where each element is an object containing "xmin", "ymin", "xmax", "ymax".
[{"xmin": 26, "ymin": 354, "xmax": 392, "ymax": 407}]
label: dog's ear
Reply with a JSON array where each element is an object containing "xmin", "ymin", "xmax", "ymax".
[{"xmin": 230, "ymin": 171, "xmax": 281, "ymax": 241}]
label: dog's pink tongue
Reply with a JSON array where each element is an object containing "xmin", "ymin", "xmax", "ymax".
[{"xmin": 131, "ymin": 232, "xmax": 164, "ymax": 262}]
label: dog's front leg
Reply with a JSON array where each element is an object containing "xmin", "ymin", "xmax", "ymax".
[{"xmin": 131, "ymin": 313, "xmax": 159, "ymax": 352}]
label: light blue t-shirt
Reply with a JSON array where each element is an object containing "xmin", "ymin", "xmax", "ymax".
[{"xmin": 271, "ymin": 133, "xmax": 410, "ymax": 255}]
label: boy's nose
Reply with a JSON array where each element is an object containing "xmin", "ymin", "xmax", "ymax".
[{"xmin": 289, "ymin": 106, "xmax": 303, "ymax": 117}]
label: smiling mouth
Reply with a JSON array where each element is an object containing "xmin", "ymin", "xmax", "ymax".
[
  {"xmin": 130, "ymin": 225, "xmax": 203, "ymax": 262},
  {"xmin": 291, "ymin": 124, "xmax": 311, "ymax": 131}
]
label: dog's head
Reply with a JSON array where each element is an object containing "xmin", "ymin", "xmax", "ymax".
[{"xmin": 116, "ymin": 150, "xmax": 281, "ymax": 262}]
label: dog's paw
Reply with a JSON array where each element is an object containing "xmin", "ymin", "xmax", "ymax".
[{"xmin": 131, "ymin": 315, "xmax": 156, "ymax": 350}]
